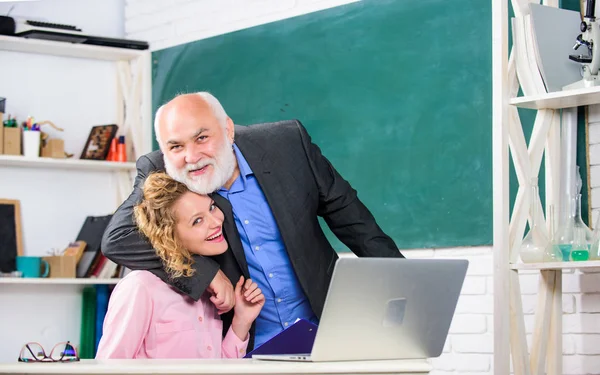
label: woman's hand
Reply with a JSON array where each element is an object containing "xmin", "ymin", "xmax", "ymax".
[
  {"xmin": 231, "ymin": 276, "xmax": 265, "ymax": 340},
  {"xmin": 208, "ymin": 270, "xmax": 235, "ymax": 315}
]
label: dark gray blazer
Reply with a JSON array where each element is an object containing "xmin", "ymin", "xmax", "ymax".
[{"xmin": 101, "ymin": 120, "xmax": 403, "ymax": 348}]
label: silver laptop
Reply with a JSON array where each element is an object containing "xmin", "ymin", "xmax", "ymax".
[{"xmin": 253, "ymin": 257, "xmax": 468, "ymax": 362}]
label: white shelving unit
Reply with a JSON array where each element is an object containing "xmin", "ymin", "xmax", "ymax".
[
  {"xmin": 0, "ymin": 35, "xmax": 151, "ymax": 362},
  {"xmin": 493, "ymin": 1, "xmax": 596, "ymax": 375},
  {"xmin": 0, "ymin": 34, "xmax": 151, "ymax": 205}
]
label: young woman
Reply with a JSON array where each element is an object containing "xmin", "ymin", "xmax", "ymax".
[{"xmin": 96, "ymin": 172, "xmax": 264, "ymax": 359}]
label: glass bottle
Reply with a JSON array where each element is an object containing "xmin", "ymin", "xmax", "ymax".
[
  {"xmin": 571, "ymin": 224, "xmax": 590, "ymax": 261},
  {"xmin": 544, "ymin": 205, "xmax": 562, "ymax": 262},
  {"xmin": 576, "ymin": 165, "xmax": 583, "ymax": 199},
  {"xmin": 555, "ymin": 195, "xmax": 575, "ymax": 262},
  {"xmin": 572, "ymin": 193, "xmax": 593, "ymax": 260},
  {"xmin": 556, "ymin": 194, "xmax": 594, "ymax": 261},
  {"xmin": 520, "ymin": 181, "xmax": 549, "ymax": 263},
  {"xmin": 590, "ymin": 211, "xmax": 600, "ymax": 260}
]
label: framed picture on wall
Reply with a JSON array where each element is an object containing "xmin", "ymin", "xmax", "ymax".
[{"xmin": 80, "ymin": 124, "xmax": 118, "ymax": 160}]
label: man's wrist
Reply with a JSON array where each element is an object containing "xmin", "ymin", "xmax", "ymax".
[{"xmin": 207, "ymin": 268, "xmax": 222, "ymax": 292}]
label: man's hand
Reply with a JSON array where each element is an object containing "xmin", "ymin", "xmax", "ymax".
[{"xmin": 208, "ymin": 270, "xmax": 235, "ymax": 315}]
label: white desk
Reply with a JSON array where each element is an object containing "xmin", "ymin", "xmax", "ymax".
[{"xmin": 0, "ymin": 358, "xmax": 431, "ymax": 375}]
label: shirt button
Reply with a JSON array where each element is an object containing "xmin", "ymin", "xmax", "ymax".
[
  {"xmin": 269, "ymin": 273, "xmax": 273, "ymax": 278},
  {"xmin": 255, "ymin": 246, "xmax": 260, "ymax": 251},
  {"xmin": 277, "ymin": 298, "xmax": 282, "ymax": 303},
  {"xmin": 244, "ymin": 220, "xmax": 249, "ymax": 225},
  {"xmin": 284, "ymin": 322, "xmax": 289, "ymax": 327},
  {"xmin": 198, "ymin": 316, "xmax": 203, "ymax": 322},
  {"xmin": 207, "ymin": 346, "xmax": 212, "ymax": 351}
]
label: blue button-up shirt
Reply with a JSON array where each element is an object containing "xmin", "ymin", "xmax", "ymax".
[{"xmin": 217, "ymin": 144, "xmax": 317, "ymax": 347}]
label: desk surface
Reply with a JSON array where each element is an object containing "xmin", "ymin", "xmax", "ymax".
[{"xmin": 0, "ymin": 358, "xmax": 431, "ymax": 375}]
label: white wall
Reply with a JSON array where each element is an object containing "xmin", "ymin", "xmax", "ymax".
[
  {"xmin": 124, "ymin": 1, "xmax": 600, "ymax": 375},
  {"xmin": 587, "ymin": 106, "xmax": 600, "ymax": 221},
  {"xmin": 0, "ymin": 0, "xmax": 125, "ymax": 363},
  {"xmin": 125, "ymin": 0, "xmax": 359, "ymax": 51}
]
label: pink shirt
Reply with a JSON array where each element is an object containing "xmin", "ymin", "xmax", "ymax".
[{"xmin": 96, "ymin": 271, "xmax": 248, "ymax": 359}]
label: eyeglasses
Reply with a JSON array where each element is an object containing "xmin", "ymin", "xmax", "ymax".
[{"xmin": 18, "ymin": 341, "xmax": 80, "ymax": 363}]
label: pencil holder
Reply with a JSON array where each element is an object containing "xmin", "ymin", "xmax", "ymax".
[{"xmin": 23, "ymin": 130, "xmax": 41, "ymax": 158}]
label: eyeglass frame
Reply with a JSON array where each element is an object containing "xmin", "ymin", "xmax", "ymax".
[{"xmin": 18, "ymin": 341, "xmax": 80, "ymax": 363}]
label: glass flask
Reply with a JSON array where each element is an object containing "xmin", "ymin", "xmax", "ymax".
[
  {"xmin": 572, "ymin": 193, "xmax": 593, "ymax": 261},
  {"xmin": 556, "ymin": 194, "xmax": 593, "ymax": 261},
  {"xmin": 589, "ymin": 211, "xmax": 600, "ymax": 260},
  {"xmin": 555, "ymin": 195, "xmax": 575, "ymax": 262},
  {"xmin": 520, "ymin": 181, "xmax": 550, "ymax": 263},
  {"xmin": 571, "ymin": 224, "xmax": 590, "ymax": 261},
  {"xmin": 544, "ymin": 205, "xmax": 562, "ymax": 262}
]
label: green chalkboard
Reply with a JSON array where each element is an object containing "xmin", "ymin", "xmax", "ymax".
[{"xmin": 152, "ymin": 0, "xmax": 589, "ymax": 250}]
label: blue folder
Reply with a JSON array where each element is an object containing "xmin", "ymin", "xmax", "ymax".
[
  {"xmin": 244, "ymin": 319, "xmax": 318, "ymax": 358},
  {"xmin": 94, "ymin": 285, "xmax": 109, "ymax": 354}
]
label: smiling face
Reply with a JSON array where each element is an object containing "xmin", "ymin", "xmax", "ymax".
[
  {"xmin": 157, "ymin": 94, "xmax": 238, "ymax": 194},
  {"xmin": 172, "ymin": 191, "xmax": 228, "ymax": 257},
  {"xmin": 133, "ymin": 172, "xmax": 229, "ymax": 279}
]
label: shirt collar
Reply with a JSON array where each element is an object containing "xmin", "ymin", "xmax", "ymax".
[
  {"xmin": 233, "ymin": 143, "xmax": 253, "ymax": 179},
  {"xmin": 218, "ymin": 143, "xmax": 253, "ymax": 194}
]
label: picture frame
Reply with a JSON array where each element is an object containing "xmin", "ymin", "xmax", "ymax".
[
  {"xmin": 80, "ymin": 124, "xmax": 118, "ymax": 160},
  {"xmin": 0, "ymin": 199, "xmax": 23, "ymax": 273}
]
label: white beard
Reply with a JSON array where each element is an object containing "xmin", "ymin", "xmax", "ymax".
[{"xmin": 164, "ymin": 138, "xmax": 236, "ymax": 195}]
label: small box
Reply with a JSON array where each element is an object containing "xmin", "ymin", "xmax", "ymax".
[
  {"xmin": 3, "ymin": 127, "xmax": 21, "ymax": 155},
  {"xmin": 41, "ymin": 138, "xmax": 65, "ymax": 158},
  {"xmin": 42, "ymin": 256, "xmax": 76, "ymax": 278}
]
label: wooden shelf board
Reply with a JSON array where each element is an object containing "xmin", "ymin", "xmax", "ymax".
[
  {"xmin": 510, "ymin": 85, "xmax": 600, "ymax": 109},
  {"xmin": 0, "ymin": 35, "xmax": 146, "ymax": 61},
  {"xmin": 0, "ymin": 155, "xmax": 135, "ymax": 172},
  {"xmin": 510, "ymin": 260, "xmax": 600, "ymax": 270}
]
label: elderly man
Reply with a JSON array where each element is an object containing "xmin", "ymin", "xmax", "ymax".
[{"xmin": 102, "ymin": 92, "xmax": 403, "ymax": 349}]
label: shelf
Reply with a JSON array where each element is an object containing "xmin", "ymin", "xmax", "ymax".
[
  {"xmin": 0, "ymin": 35, "xmax": 147, "ymax": 61},
  {"xmin": 509, "ymin": 85, "xmax": 600, "ymax": 109},
  {"xmin": 510, "ymin": 260, "xmax": 600, "ymax": 270},
  {"xmin": 0, "ymin": 278, "xmax": 120, "ymax": 285},
  {"xmin": 0, "ymin": 155, "xmax": 136, "ymax": 172}
]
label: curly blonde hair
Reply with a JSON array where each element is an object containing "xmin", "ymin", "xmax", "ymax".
[{"xmin": 133, "ymin": 172, "xmax": 196, "ymax": 279}]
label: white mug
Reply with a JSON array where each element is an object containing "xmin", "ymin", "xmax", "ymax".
[{"xmin": 23, "ymin": 130, "xmax": 41, "ymax": 158}]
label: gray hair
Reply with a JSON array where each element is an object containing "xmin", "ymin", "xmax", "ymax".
[{"xmin": 154, "ymin": 92, "xmax": 229, "ymax": 150}]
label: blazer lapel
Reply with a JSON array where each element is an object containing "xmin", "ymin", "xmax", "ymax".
[
  {"xmin": 211, "ymin": 193, "xmax": 250, "ymax": 278},
  {"xmin": 235, "ymin": 138, "xmax": 299, "ymax": 261}
]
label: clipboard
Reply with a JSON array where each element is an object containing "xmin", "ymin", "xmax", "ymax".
[{"xmin": 244, "ymin": 319, "xmax": 318, "ymax": 358}]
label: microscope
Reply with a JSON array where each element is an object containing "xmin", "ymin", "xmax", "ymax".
[{"xmin": 564, "ymin": 0, "xmax": 600, "ymax": 90}]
